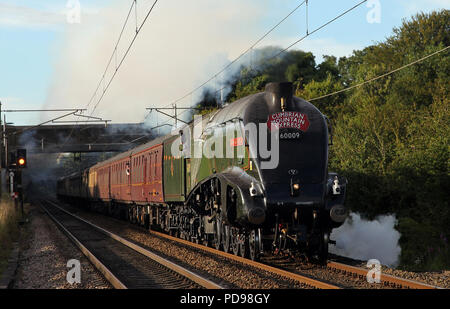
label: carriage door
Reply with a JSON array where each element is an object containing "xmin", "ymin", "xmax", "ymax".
[
  {"xmin": 181, "ymin": 129, "xmax": 191, "ymax": 195},
  {"xmin": 126, "ymin": 160, "xmax": 131, "ymax": 197},
  {"xmin": 143, "ymin": 156, "xmax": 147, "ymax": 199}
]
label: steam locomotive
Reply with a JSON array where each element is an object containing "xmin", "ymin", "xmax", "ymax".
[{"xmin": 57, "ymin": 82, "xmax": 348, "ymax": 262}]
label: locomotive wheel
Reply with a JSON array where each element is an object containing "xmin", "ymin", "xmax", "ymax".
[
  {"xmin": 214, "ymin": 218, "xmax": 222, "ymax": 251},
  {"xmin": 239, "ymin": 234, "xmax": 249, "ymax": 258},
  {"xmin": 230, "ymin": 228, "xmax": 239, "ymax": 256},
  {"xmin": 222, "ymin": 224, "xmax": 231, "ymax": 253},
  {"xmin": 203, "ymin": 234, "xmax": 211, "ymax": 247},
  {"xmin": 187, "ymin": 230, "xmax": 197, "ymax": 243},
  {"xmin": 161, "ymin": 213, "xmax": 170, "ymax": 233},
  {"xmin": 248, "ymin": 229, "xmax": 261, "ymax": 261},
  {"xmin": 306, "ymin": 232, "xmax": 329, "ymax": 264},
  {"xmin": 318, "ymin": 233, "xmax": 329, "ymax": 264}
]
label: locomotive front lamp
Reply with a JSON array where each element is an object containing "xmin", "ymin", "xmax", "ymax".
[{"xmin": 291, "ymin": 180, "xmax": 300, "ymax": 196}]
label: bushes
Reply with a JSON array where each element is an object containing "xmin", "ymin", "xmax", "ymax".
[{"xmin": 221, "ymin": 10, "xmax": 449, "ymax": 270}]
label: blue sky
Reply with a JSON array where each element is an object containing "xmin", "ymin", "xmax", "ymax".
[{"xmin": 0, "ymin": 0, "xmax": 448, "ymax": 125}]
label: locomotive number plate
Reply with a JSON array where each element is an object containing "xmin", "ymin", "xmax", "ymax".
[{"xmin": 279, "ymin": 128, "xmax": 302, "ymax": 140}]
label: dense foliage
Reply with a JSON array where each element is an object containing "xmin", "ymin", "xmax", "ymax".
[{"xmin": 197, "ymin": 11, "xmax": 449, "ymax": 270}]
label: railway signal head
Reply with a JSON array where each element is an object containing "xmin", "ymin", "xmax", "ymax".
[{"xmin": 17, "ymin": 149, "xmax": 27, "ymax": 168}]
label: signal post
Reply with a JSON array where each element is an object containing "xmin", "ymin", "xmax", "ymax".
[{"xmin": 7, "ymin": 149, "xmax": 27, "ymax": 218}]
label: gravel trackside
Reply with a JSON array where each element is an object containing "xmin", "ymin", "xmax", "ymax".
[{"xmin": 13, "ymin": 205, "xmax": 111, "ymax": 289}]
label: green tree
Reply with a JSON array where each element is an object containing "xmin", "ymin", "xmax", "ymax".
[
  {"xmin": 203, "ymin": 9, "xmax": 449, "ymax": 271},
  {"xmin": 328, "ymin": 10, "xmax": 449, "ymax": 270}
]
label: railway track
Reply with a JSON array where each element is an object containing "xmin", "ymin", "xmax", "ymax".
[
  {"xmin": 40, "ymin": 200, "xmax": 223, "ymax": 289},
  {"xmin": 147, "ymin": 230, "xmax": 340, "ymax": 289},
  {"xmin": 147, "ymin": 230, "xmax": 441, "ymax": 289},
  {"xmin": 326, "ymin": 261, "xmax": 441, "ymax": 289},
  {"xmin": 44, "ymin": 199, "xmax": 442, "ymax": 289},
  {"xmin": 44, "ymin": 199, "xmax": 341, "ymax": 289}
]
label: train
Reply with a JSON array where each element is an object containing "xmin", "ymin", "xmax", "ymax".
[{"xmin": 57, "ymin": 82, "xmax": 348, "ymax": 262}]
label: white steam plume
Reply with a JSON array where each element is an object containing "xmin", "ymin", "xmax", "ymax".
[
  {"xmin": 44, "ymin": 0, "xmax": 270, "ymax": 124},
  {"xmin": 329, "ymin": 213, "xmax": 402, "ymax": 267}
]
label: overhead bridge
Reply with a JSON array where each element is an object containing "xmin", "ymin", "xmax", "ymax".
[{"xmin": 6, "ymin": 123, "xmax": 161, "ymax": 153}]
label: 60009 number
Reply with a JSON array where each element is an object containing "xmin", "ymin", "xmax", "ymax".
[{"xmin": 280, "ymin": 132, "xmax": 301, "ymax": 139}]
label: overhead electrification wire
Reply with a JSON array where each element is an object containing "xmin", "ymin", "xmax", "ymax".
[
  {"xmin": 308, "ymin": 45, "xmax": 450, "ymax": 102},
  {"xmin": 207, "ymin": 0, "xmax": 369, "ymax": 106},
  {"xmin": 142, "ymin": 0, "xmax": 308, "ymax": 124},
  {"xmin": 143, "ymin": 35, "xmax": 450, "ymax": 140},
  {"xmin": 86, "ymin": 2, "xmax": 136, "ymax": 110},
  {"xmin": 90, "ymin": 0, "xmax": 159, "ymax": 116},
  {"xmin": 147, "ymin": 0, "xmax": 369, "ymax": 130},
  {"xmin": 161, "ymin": 0, "xmax": 308, "ymax": 110},
  {"xmin": 84, "ymin": 0, "xmax": 159, "ymax": 148},
  {"xmin": 267, "ymin": 0, "xmax": 367, "ymax": 62},
  {"xmin": 59, "ymin": 1, "xmax": 138, "ymax": 148},
  {"xmin": 60, "ymin": 0, "xmax": 159, "ymax": 148}
]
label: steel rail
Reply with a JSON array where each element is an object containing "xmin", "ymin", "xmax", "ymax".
[
  {"xmin": 148, "ymin": 230, "xmax": 340, "ymax": 289},
  {"xmin": 44, "ymin": 200, "xmax": 223, "ymax": 289},
  {"xmin": 40, "ymin": 202, "xmax": 126, "ymax": 289},
  {"xmin": 151, "ymin": 228, "xmax": 443, "ymax": 289},
  {"xmin": 327, "ymin": 261, "xmax": 442, "ymax": 289}
]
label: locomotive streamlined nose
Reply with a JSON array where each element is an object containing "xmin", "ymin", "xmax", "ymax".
[{"xmin": 248, "ymin": 207, "xmax": 266, "ymax": 225}]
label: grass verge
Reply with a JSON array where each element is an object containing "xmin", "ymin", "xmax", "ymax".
[{"xmin": 0, "ymin": 194, "xmax": 21, "ymax": 277}]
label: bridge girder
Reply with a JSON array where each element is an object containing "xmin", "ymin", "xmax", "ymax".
[{"xmin": 5, "ymin": 123, "xmax": 158, "ymax": 154}]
